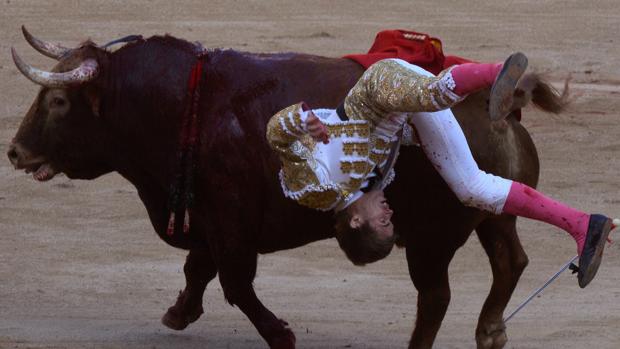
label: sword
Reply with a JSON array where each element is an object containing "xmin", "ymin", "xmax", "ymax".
[
  {"xmin": 503, "ymin": 254, "xmax": 578, "ymax": 323},
  {"xmin": 504, "ymin": 219, "xmax": 619, "ymax": 322}
]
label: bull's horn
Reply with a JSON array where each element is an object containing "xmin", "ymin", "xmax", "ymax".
[
  {"xmin": 11, "ymin": 47, "xmax": 99, "ymax": 88},
  {"xmin": 22, "ymin": 25, "xmax": 71, "ymax": 60}
]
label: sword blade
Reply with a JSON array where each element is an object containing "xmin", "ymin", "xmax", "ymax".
[{"xmin": 503, "ymin": 255, "xmax": 579, "ymax": 323}]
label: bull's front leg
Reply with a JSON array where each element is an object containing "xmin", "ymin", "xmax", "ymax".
[
  {"xmin": 135, "ymin": 185, "xmax": 217, "ymax": 330},
  {"xmin": 204, "ymin": 180, "xmax": 295, "ymax": 349},
  {"xmin": 210, "ymin": 233, "xmax": 296, "ymax": 349},
  {"xmin": 162, "ymin": 247, "xmax": 217, "ymax": 330},
  {"xmin": 406, "ymin": 243, "xmax": 457, "ymax": 349},
  {"xmin": 474, "ymin": 215, "xmax": 528, "ymax": 349}
]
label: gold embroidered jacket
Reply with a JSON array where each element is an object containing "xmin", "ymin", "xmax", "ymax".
[{"xmin": 267, "ymin": 59, "xmax": 461, "ymax": 211}]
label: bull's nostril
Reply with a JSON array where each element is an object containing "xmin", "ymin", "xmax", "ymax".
[{"xmin": 7, "ymin": 146, "xmax": 19, "ymax": 165}]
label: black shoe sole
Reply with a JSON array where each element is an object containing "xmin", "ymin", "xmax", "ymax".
[
  {"xmin": 578, "ymin": 217, "xmax": 612, "ymax": 288},
  {"xmin": 488, "ymin": 52, "xmax": 528, "ymax": 121}
]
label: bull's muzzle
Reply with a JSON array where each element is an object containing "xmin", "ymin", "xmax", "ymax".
[
  {"xmin": 7, "ymin": 142, "xmax": 57, "ymax": 181},
  {"xmin": 7, "ymin": 143, "xmax": 22, "ymax": 168},
  {"xmin": 6, "ymin": 142, "xmax": 36, "ymax": 170}
]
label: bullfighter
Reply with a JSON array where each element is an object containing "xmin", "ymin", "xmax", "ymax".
[{"xmin": 266, "ymin": 53, "xmax": 617, "ymax": 288}]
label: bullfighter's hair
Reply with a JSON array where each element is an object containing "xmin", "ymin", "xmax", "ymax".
[{"xmin": 333, "ymin": 209, "xmax": 395, "ymax": 266}]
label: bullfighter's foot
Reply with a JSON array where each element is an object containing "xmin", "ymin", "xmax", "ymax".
[
  {"xmin": 161, "ymin": 289, "xmax": 204, "ymax": 331},
  {"xmin": 577, "ymin": 215, "xmax": 618, "ymax": 288},
  {"xmin": 476, "ymin": 321, "xmax": 507, "ymax": 349},
  {"xmin": 268, "ymin": 319, "xmax": 296, "ymax": 349},
  {"xmin": 489, "ymin": 52, "xmax": 528, "ymax": 121}
]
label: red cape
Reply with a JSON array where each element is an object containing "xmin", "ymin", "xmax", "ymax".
[{"xmin": 343, "ymin": 29, "xmax": 473, "ymax": 74}]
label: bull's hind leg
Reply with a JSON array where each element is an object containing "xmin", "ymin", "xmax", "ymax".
[
  {"xmin": 162, "ymin": 248, "xmax": 217, "ymax": 330},
  {"xmin": 474, "ymin": 215, "xmax": 528, "ymax": 349}
]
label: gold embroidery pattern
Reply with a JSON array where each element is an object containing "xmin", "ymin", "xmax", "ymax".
[
  {"xmin": 267, "ymin": 110, "xmax": 302, "ymax": 162},
  {"xmin": 369, "ymin": 152, "xmax": 386, "ymax": 166},
  {"xmin": 299, "ymin": 190, "xmax": 340, "ymax": 210},
  {"xmin": 298, "ymin": 134, "xmax": 316, "ymax": 153},
  {"xmin": 342, "ymin": 142, "xmax": 369, "ymax": 156},
  {"xmin": 348, "ymin": 177, "xmax": 364, "ymax": 189},
  {"xmin": 374, "ymin": 137, "xmax": 391, "ymax": 150},
  {"xmin": 341, "ymin": 160, "xmax": 370, "ymax": 174},
  {"xmin": 281, "ymin": 158, "xmax": 319, "ymax": 192},
  {"xmin": 326, "ymin": 123, "xmax": 369, "ymax": 138},
  {"xmin": 283, "ymin": 112, "xmax": 299, "ymax": 136}
]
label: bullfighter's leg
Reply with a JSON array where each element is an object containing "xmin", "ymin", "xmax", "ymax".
[
  {"xmin": 406, "ymin": 243, "xmax": 457, "ymax": 349},
  {"xmin": 409, "ymin": 105, "xmax": 616, "ymax": 288},
  {"xmin": 358, "ymin": 54, "xmax": 526, "ymax": 120},
  {"xmin": 474, "ymin": 215, "xmax": 528, "ymax": 349},
  {"xmin": 162, "ymin": 247, "xmax": 217, "ymax": 330}
]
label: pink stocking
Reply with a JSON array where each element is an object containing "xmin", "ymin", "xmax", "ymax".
[
  {"xmin": 450, "ymin": 62, "xmax": 503, "ymax": 96},
  {"xmin": 502, "ymin": 182, "xmax": 590, "ymax": 255}
]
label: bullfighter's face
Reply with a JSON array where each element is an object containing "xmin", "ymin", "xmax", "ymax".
[{"xmin": 349, "ymin": 190, "xmax": 395, "ymax": 240}]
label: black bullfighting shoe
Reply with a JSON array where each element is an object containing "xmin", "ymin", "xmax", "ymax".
[
  {"xmin": 577, "ymin": 214, "xmax": 618, "ymax": 288},
  {"xmin": 488, "ymin": 52, "xmax": 528, "ymax": 121}
]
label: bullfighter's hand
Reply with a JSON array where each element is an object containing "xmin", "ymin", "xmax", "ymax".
[{"xmin": 306, "ymin": 111, "xmax": 329, "ymax": 144}]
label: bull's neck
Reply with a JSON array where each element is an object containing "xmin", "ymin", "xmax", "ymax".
[{"xmin": 101, "ymin": 53, "xmax": 198, "ymax": 192}]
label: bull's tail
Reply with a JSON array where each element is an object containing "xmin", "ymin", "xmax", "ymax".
[{"xmin": 513, "ymin": 73, "xmax": 570, "ymax": 114}]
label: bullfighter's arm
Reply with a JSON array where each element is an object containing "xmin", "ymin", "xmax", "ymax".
[
  {"xmin": 344, "ymin": 59, "xmax": 462, "ymax": 122},
  {"xmin": 266, "ymin": 102, "xmax": 310, "ymax": 162}
]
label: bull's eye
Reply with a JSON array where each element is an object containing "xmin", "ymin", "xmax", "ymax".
[
  {"xmin": 52, "ymin": 97, "xmax": 66, "ymax": 107},
  {"xmin": 45, "ymin": 90, "xmax": 70, "ymax": 116}
]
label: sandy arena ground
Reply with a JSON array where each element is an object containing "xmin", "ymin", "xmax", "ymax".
[{"xmin": 1, "ymin": 1, "xmax": 619, "ymax": 348}]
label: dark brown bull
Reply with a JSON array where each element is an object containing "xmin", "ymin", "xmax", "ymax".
[{"xmin": 8, "ymin": 28, "xmax": 566, "ymax": 349}]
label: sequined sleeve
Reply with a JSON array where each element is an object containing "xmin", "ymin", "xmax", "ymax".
[
  {"xmin": 266, "ymin": 102, "xmax": 309, "ymax": 162},
  {"xmin": 344, "ymin": 59, "xmax": 463, "ymax": 126}
]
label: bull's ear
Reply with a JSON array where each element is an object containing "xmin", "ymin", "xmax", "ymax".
[{"xmin": 83, "ymin": 87, "xmax": 101, "ymax": 117}]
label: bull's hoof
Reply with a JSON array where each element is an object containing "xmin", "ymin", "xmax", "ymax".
[
  {"xmin": 269, "ymin": 331, "xmax": 296, "ymax": 349},
  {"xmin": 476, "ymin": 322, "xmax": 507, "ymax": 349},
  {"xmin": 269, "ymin": 320, "xmax": 296, "ymax": 349},
  {"xmin": 161, "ymin": 303, "xmax": 204, "ymax": 331}
]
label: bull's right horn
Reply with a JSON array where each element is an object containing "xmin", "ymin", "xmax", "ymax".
[
  {"xmin": 22, "ymin": 25, "xmax": 71, "ymax": 60},
  {"xmin": 11, "ymin": 47, "xmax": 99, "ymax": 88}
]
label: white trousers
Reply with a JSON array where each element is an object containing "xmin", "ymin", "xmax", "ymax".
[
  {"xmin": 401, "ymin": 61, "xmax": 513, "ymax": 214},
  {"xmin": 408, "ymin": 110, "xmax": 512, "ymax": 214}
]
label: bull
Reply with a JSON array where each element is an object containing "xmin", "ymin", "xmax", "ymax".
[{"xmin": 8, "ymin": 27, "xmax": 566, "ymax": 348}]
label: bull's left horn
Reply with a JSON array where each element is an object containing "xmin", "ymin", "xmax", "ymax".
[
  {"xmin": 11, "ymin": 47, "xmax": 99, "ymax": 88},
  {"xmin": 22, "ymin": 25, "xmax": 71, "ymax": 60}
]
